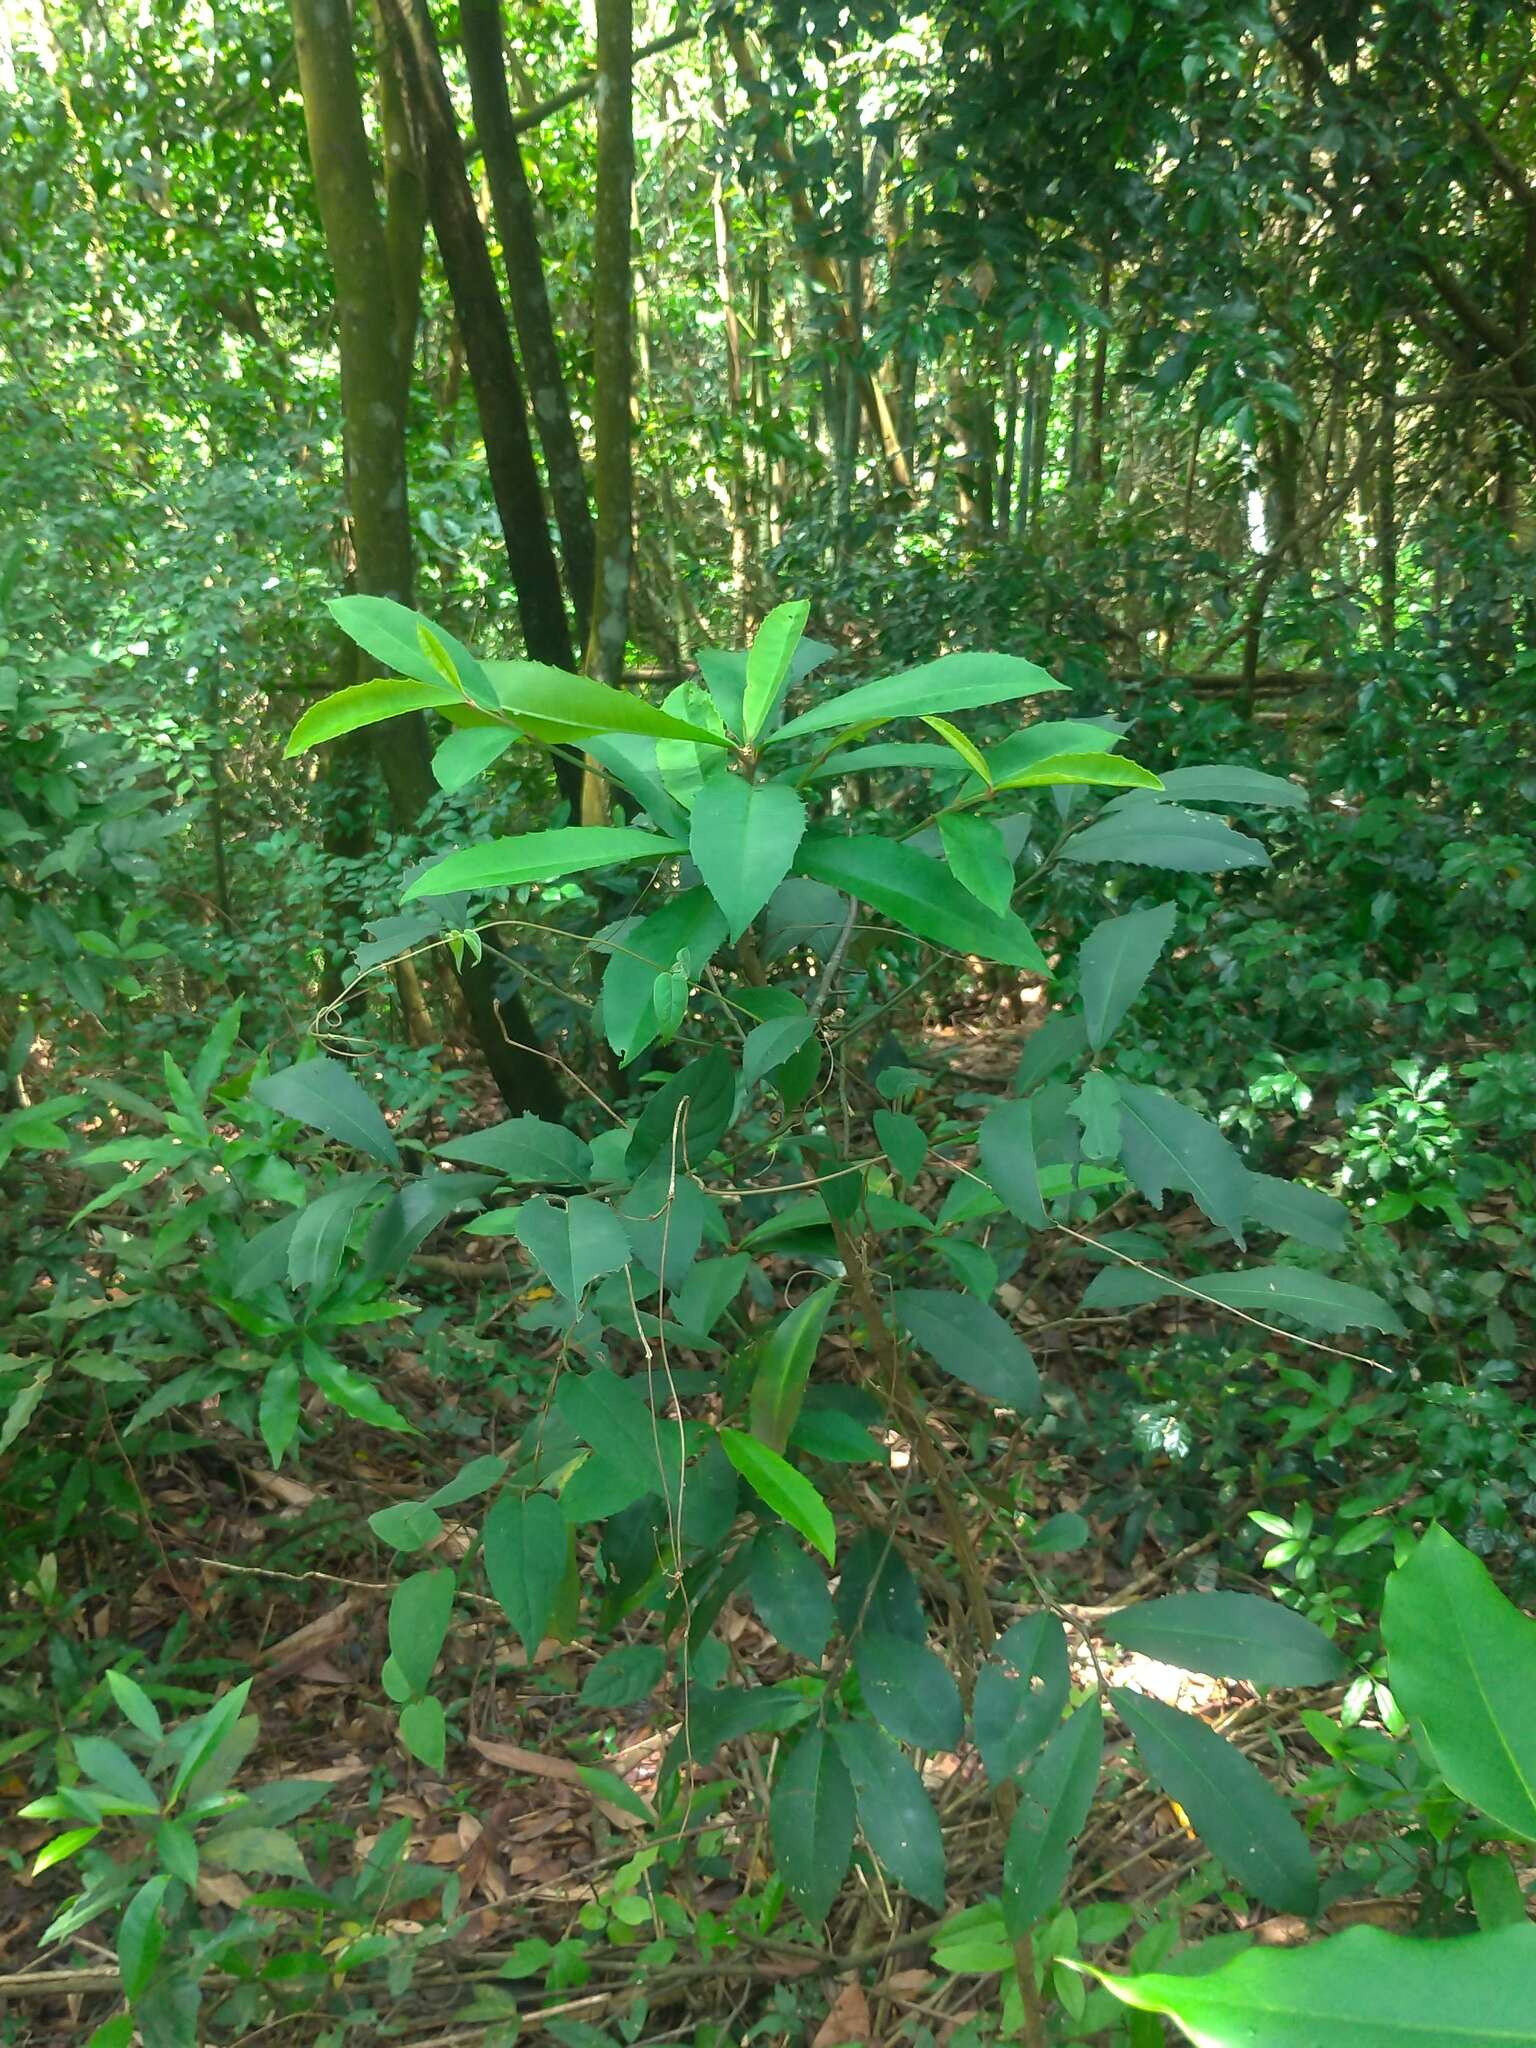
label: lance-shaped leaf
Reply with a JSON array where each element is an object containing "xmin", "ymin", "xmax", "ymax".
[
  {"xmin": 1064, "ymin": 802, "xmax": 1270, "ymax": 873},
  {"xmin": 483, "ymin": 659, "xmax": 731, "ymax": 746},
  {"xmin": 770, "ymin": 649, "xmax": 1064, "ymax": 745},
  {"xmin": 1002, "ymin": 1699, "xmax": 1104, "ymax": 1936},
  {"xmin": 743, "ymin": 599, "xmax": 810, "ymax": 741},
  {"xmin": 994, "ymin": 751, "xmax": 1163, "ymax": 793},
  {"xmin": 404, "ymin": 826, "xmax": 684, "ymax": 902},
  {"xmin": 770, "ymin": 1728, "xmax": 855, "ymax": 1923},
  {"xmin": 1116, "ymin": 1080, "xmax": 1250, "ymax": 1245},
  {"xmin": 285, "ymin": 677, "xmax": 462, "ymax": 757},
  {"xmin": 940, "ymin": 812, "xmax": 1015, "ymax": 915},
  {"xmin": 251, "ymin": 1057, "xmax": 399, "ymax": 1167},
  {"xmin": 979, "ymin": 1096, "xmax": 1047, "ymax": 1227},
  {"xmin": 975, "ymin": 1614, "xmax": 1070, "ymax": 1783},
  {"xmin": 720, "ymin": 1429, "xmax": 836, "ymax": 1563},
  {"xmin": 437, "ymin": 1114, "xmax": 592, "ymax": 1184},
  {"xmin": 1145, "ymin": 764, "xmax": 1306, "ymax": 809},
  {"xmin": 797, "ymin": 831, "xmax": 1047, "ymax": 971},
  {"xmin": 1104, "ymin": 1592, "xmax": 1347, "ymax": 1688},
  {"xmin": 830, "ymin": 1718, "xmax": 946, "ymax": 1908},
  {"xmin": 1115, "ymin": 1689, "xmax": 1318, "ymax": 1914},
  {"xmin": 483, "ymin": 1493, "xmax": 567, "ymax": 1660},
  {"xmin": 890, "ymin": 1288, "xmax": 1040, "ymax": 1414},
  {"xmin": 750, "ymin": 1283, "xmax": 838, "ymax": 1452},
  {"xmin": 1078, "ymin": 901, "xmax": 1178, "ymax": 1050}
]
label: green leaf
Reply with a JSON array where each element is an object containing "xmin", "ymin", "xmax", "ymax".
[
  {"xmin": 191, "ymin": 1000, "xmax": 246, "ymax": 1105},
  {"xmin": 34, "ymin": 1826, "xmax": 101, "ymax": 1873},
  {"xmin": 307, "ymin": 1354, "xmax": 416, "ymax": 1433},
  {"xmin": 287, "ymin": 1173, "xmax": 383, "ymax": 1292},
  {"xmin": 118, "ymin": 1873, "xmax": 170, "ymax": 1999},
  {"xmin": 74, "ymin": 1736, "xmax": 158, "ymax": 1810},
  {"xmin": 328, "ymin": 595, "xmax": 479, "ymax": 693},
  {"xmin": 1071, "ymin": 1070, "xmax": 1123, "ymax": 1160},
  {"xmin": 404, "ymin": 826, "xmax": 683, "ymax": 902},
  {"xmin": 1116, "ymin": 1080, "xmax": 1250, "ymax": 1245},
  {"xmin": 743, "ymin": 599, "xmax": 811, "ymax": 741},
  {"xmin": 803, "ymin": 741, "xmax": 959, "ymax": 780},
  {"xmin": 398, "ymin": 1696, "xmax": 446, "ymax": 1770},
  {"xmin": 1192, "ymin": 1267, "xmax": 1401, "ymax": 1336},
  {"xmin": 1092, "ymin": 1923, "xmax": 1536, "ymax": 2048},
  {"xmin": 974, "ymin": 1615, "xmax": 1070, "ymax": 1783},
  {"xmin": 258, "ymin": 1362, "xmax": 302, "ymax": 1467},
  {"xmin": 433, "ymin": 727, "xmax": 516, "ymax": 793},
  {"xmin": 830, "ymin": 1718, "xmax": 946, "ymax": 1908},
  {"xmin": 719, "ymin": 1429, "xmax": 836, "ymax": 1563},
  {"xmin": 285, "ymin": 677, "xmax": 462, "ymax": 757},
  {"xmin": 105, "ymin": 1671, "xmax": 163, "ymax": 1744},
  {"xmin": 749, "ymin": 1282, "xmax": 839, "ymax": 1452},
  {"xmin": 978, "ymin": 1096, "xmax": 1047, "ymax": 1228},
  {"xmin": 770, "ymin": 649, "xmax": 1063, "ymax": 746},
  {"xmin": 1016, "ymin": 1012, "xmax": 1090, "ymax": 1091},
  {"xmin": 599, "ymin": 888, "xmax": 728, "ymax": 1064},
  {"xmin": 854, "ymin": 1632, "xmax": 963, "ymax": 1751},
  {"xmin": 1064, "ymin": 803, "xmax": 1270, "ymax": 873},
  {"xmin": 369, "ymin": 1501, "xmax": 443, "ymax": 1553},
  {"xmin": 500, "ymin": 1195, "xmax": 630, "ymax": 1301},
  {"xmin": 1151, "ymin": 764, "xmax": 1306, "ymax": 810},
  {"xmin": 87, "ymin": 2015, "xmax": 136, "ymax": 2048},
  {"xmin": 1114, "ymin": 1689, "xmax": 1318, "ymax": 1914},
  {"xmin": 437, "ymin": 1115, "xmax": 592, "ymax": 1183},
  {"xmin": 559, "ymin": 1369, "xmax": 679, "ymax": 1506},
  {"xmin": 155, "ymin": 1818, "xmax": 199, "ymax": 1886},
  {"xmin": 743, "ymin": 1013, "xmax": 815, "ymax": 1090},
  {"xmin": 1104, "ymin": 1594, "xmax": 1347, "ymax": 1688},
  {"xmin": 1468, "ymin": 1852, "xmax": 1527, "ymax": 1932},
  {"xmin": 251, "ymin": 1057, "xmax": 400, "ymax": 1167},
  {"xmin": 483, "ymin": 659, "xmax": 732, "ymax": 747},
  {"xmin": 1245, "ymin": 1174, "xmax": 1350, "ymax": 1251},
  {"xmin": 994, "ymin": 750, "xmax": 1163, "ymax": 792},
  {"xmin": 484, "ymin": 1494, "xmax": 568, "ymax": 1661},
  {"xmin": 748, "ymin": 1527, "xmax": 834, "ymax": 1661},
  {"xmin": 689, "ymin": 778, "xmax": 808, "ymax": 941},
  {"xmin": 581, "ymin": 1643, "xmax": 666, "ymax": 1708},
  {"xmin": 1383, "ymin": 1526, "xmax": 1536, "ymax": 1843},
  {"xmin": 1079, "ymin": 901, "xmax": 1178, "ymax": 1051},
  {"xmin": 890, "ymin": 1288, "xmax": 1040, "ymax": 1414},
  {"xmin": 388, "ymin": 1568, "xmax": 455, "ymax": 1697},
  {"xmin": 770, "ymin": 1728, "xmax": 855, "ymax": 1923},
  {"xmin": 626, "ymin": 1045, "xmax": 737, "ymax": 1175},
  {"xmin": 921, "ymin": 714, "xmax": 993, "ymax": 783},
  {"xmin": 797, "ymin": 832, "xmax": 1047, "ymax": 973},
  {"xmin": 1002, "ymin": 1699, "xmax": 1104, "ymax": 1935},
  {"xmin": 874, "ymin": 1108, "xmax": 928, "ymax": 1185},
  {"xmin": 940, "ymin": 812, "xmax": 1015, "ymax": 915}
]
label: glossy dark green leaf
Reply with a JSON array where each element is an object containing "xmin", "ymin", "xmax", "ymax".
[
  {"xmin": 830, "ymin": 1718, "xmax": 946, "ymax": 1908},
  {"xmin": 890, "ymin": 1288, "xmax": 1040, "ymax": 1414},
  {"xmin": 974, "ymin": 1614, "xmax": 1070, "ymax": 1782},
  {"xmin": 287, "ymin": 1173, "xmax": 383, "ymax": 1292},
  {"xmin": 770, "ymin": 1727, "xmax": 855, "ymax": 1923},
  {"xmin": 1104, "ymin": 1593, "xmax": 1346, "ymax": 1687},
  {"xmin": 627, "ymin": 1045, "xmax": 736, "ymax": 1175},
  {"xmin": 854, "ymin": 1632, "xmax": 963, "ymax": 1751},
  {"xmin": 580, "ymin": 1642, "xmax": 666, "ymax": 1708},
  {"xmin": 1002, "ymin": 1699, "xmax": 1104, "ymax": 1936},
  {"xmin": 940, "ymin": 812, "xmax": 1015, "ymax": 915},
  {"xmin": 834, "ymin": 1530, "xmax": 925, "ymax": 1645},
  {"xmin": 748, "ymin": 1526, "xmax": 835, "ymax": 1661},
  {"xmin": 749, "ymin": 1282, "xmax": 838, "ymax": 1452},
  {"xmin": 796, "ymin": 832, "xmax": 1048, "ymax": 972},
  {"xmin": 1115, "ymin": 1689, "xmax": 1318, "ymax": 1914}
]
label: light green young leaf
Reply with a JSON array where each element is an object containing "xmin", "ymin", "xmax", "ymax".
[
  {"xmin": 1115, "ymin": 1689, "xmax": 1318, "ymax": 1914},
  {"xmin": 769, "ymin": 649, "xmax": 1063, "ymax": 745},
  {"xmin": 769, "ymin": 1727, "xmax": 855, "ymax": 1923},
  {"xmin": 433, "ymin": 727, "xmax": 515, "ymax": 793},
  {"xmin": 1384, "ymin": 1526, "xmax": 1536, "ymax": 1843},
  {"xmin": 689, "ymin": 778, "xmax": 808, "ymax": 941},
  {"xmin": 105, "ymin": 1671, "xmax": 163, "ymax": 1744},
  {"xmin": 995, "ymin": 750, "xmax": 1163, "ymax": 793},
  {"xmin": 285, "ymin": 677, "xmax": 462, "ymax": 758},
  {"xmin": 404, "ymin": 825, "xmax": 684, "ymax": 901},
  {"xmin": 749, "ymin": 1282, "xmax": 838, "ymax": 1452},
  {"xmin": 921, "ymin": 714, "xmax": 992, "ymax": 784},
  {"xmin": 191, "ymin": 1000, "xmax": 245, "ymax": 1105},
  {"xmin": 720, "ymin": 1428, "xmax": 836, "ymax": 1563},
  {"xmin": 483, "ymin": 659, "xmax": 731, "ymax": 748},
  {"xmin": 1078, "ymin": 901, "xmax": 1178, "ymax": 1050},
  {"xmin": 743, "ymin": 599, "xmax": 811, "ymax": 742},
  {"xmin": 796, "ymin": 832, "xmax": 1047, "ymax": 972},
  {"xmin": 1091, "ymin": 1923, "xmax": 1536, "ymax": 2048},
  {"xmin": 939, "ymin": 812, "xmax": 1015, "ymax": 915},
  {"xmin": 483, "ymin": 1493, "xmax": 568, "ymax": 1660}
]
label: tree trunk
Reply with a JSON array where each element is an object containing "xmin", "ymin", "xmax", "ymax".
[
  {"xmin": 291, "ymin": 0, "xmax": 563, "ymax": 1120},
  {"xmin": 585, "ymin": 0, "xmax": 635, "ymax": 692},
  {"xmin": 1377, "ymin": 325, "xmax": 1397, "ymax": 651},
  {"xmin": 460, "ymin": 0, "xmax": 597, "ymax": 653},
  {"xmin": 1028, "ymin": 342, "xmax": 1054, "ymax": 525},
  {"xmin": 1088, "ymin": 258, "xmax": 1111, "ymax": 494}
]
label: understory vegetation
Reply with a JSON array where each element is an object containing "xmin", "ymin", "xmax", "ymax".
[{"xmin": 3, "ymin": 1, "xmax": 1536, "ymax": 2044}]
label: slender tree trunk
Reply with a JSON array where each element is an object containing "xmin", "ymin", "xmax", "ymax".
[
  {"xmin": 998, "ymin": 353, "xmax": 1018, "ymax": 535},
  {"xmin": 1088, "ymin": 258, "xmax": 1110, "ymax": 495},
  {"xmin": 1029, "ymin": 342, "xmax": 1054, "ymax": 525},
  {"xmin": 1377, "ymin": 325, "xmax": 1397, "ymax": 650},
  {"xmin": 460, "ymin": 0, "xmax": 596, "ymax": 652},
  {"xmin": 379, "ymin": 0, "xmax": 577, "ymax": 678},
  {"xmin": 291, "ymin": 0, "xmax": 562, "ymax": 1119},
  {"xmin": 1068, "ymin": 320, "xmax": 1086, "ymax": 484},
  {"xmin": 709, "ymin": 53, "xmax": 751, "ymax": 621}
]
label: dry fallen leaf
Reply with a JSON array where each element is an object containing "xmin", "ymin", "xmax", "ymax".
[{"xmin": 812, "ymin": 1981, "xmax": 872, "ymax": 2048}]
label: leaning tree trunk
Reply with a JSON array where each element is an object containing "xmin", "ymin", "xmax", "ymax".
[{"xmin": 290, "ymin": 0, "xmax": 562, "ymax": 1120}]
